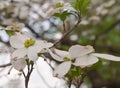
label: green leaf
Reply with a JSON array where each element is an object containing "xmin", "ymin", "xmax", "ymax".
[
  {"xmin": 71, "ymin": 0, "xmax": 91, "ymax": 16},
  {"xmin": 5, "ymin": 30, "xmax": 15, "ymax": 36},
  {"xmin": 71, "ymin": 0, "xmax": 80, "ymax": 11},
  {"xmin": 53, "ymin": 11, "xmax": 70, "ymax": 21},
  {"xmin": 60, "ymin": 11, "xmax": 70, "ymax": 21},
  {"xmin": 37, "ymin": 52, "xmax": 42, "ymax": 57},
  {"xmin": 65, "ymin": 66, "xmax": 82, "ymax": 79},
  {"xmin": 53, "ymin": 13, "xmax": 61, "ymax": 18}
]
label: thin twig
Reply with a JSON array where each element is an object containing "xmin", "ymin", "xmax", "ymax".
[
  {"xmin": 22, "ymin": 71, "xmax": 26, "ymax": 78},
  {"xmin": 42, "ymin": 55, "xmax": 54, "ymax": 70},
  {"xmin": 53, "ymin": 13, "xmax": 81, "ymax": 46},
  {"xmin": 63, "ymin": 21, "xmax": 66, "ymax": 32},
  {"xmin": 68, "ymin": 79, "xmax": 72, "ymax": 88},
  {"xmin": 22, "ymin": 62, "xmax": 34, "ymax": 88},
  {"xmin": 0, "ymin": 63, "xmax": 11, "ymax": 68},
  {"xmin": 77, "ymin": 73, "xmax": 87, "ymax": 88},
  {"xmin": 8, "ymin": 66, "xmax": 13, "ymax": 74}
]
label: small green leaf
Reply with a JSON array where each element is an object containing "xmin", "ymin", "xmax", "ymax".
[
  {"xmin": 60, "ymin": 11, "xmax": 70, "ymax": 21},
  {"xmin": 71, "ymin": 0, "xmax": 91, "ymax": 16},
  {"xmin": 53, "ymin": 11, "xmax": 70, "ymax": 21},
  {"xmin": 37, "ymin": 52, "xmax": 42, "ymax": 57},
  {"xmin": 53, "ymin": 13, "xmax": 61, "ymax": 18},
  {"xmin": 26, "ymin": 59, "xmax": 30, "ymax": 65},
  {"xmin": 5, "ymin": 30, "xmax": 15, "ymax": 36}
]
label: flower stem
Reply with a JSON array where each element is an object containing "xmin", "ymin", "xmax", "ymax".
[
  {"xmin": 68, "ymin": 79, "xmax": 72, "ymax": 88},
  {"xmin": 76, "ymin": 72, "xmax": 87, "ymax": 88},
  {"xmin": 23, "ymin": 62, "xmax": 34, "ymax": 88}
]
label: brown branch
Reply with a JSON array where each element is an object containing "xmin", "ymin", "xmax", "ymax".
[
  {"xmin": 0, "ymin": 63, "xmax": 11, "ymax": 68},
  {"xmin": 77, "ymin": 73, "xmax": 87, "ymax": 88},
  {"xmin": 68, "ymin": 79, "xmax": 72, "ymax": 88},
  {"xmin": 24, "ymin": 62, "xmax": 34, "ymax": 88},
  {"xmin": 63, "ymin": 21, "xmax": 66, "ymax": 32},
  {"xmin": 53, "ymin": 14, "xmax": 81, "ymax": 46}
]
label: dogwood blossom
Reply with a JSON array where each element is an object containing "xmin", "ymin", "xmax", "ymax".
[
  {"xmin": 6, "ymin": 23, "xmax": 25, "ymax": 31},
  {"xmin": 73, "ymin": 45, "xmax": 120, "ymax": 67},
  {"xmin": 49, "ymin": 45, "xmax": 120, "ymax": 78},
  {"xmin": 10, "ymin": 32, "xmax": 53, "ymax": 71},
  {"xmin": 47, "ymin": 1, "xmax": 76, "ymax": 17},
  {"xmin": 48, "ymin": 45, "xmax": 94, "ymax": 78}
]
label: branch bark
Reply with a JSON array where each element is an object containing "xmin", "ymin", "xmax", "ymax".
[
  {"xmin": 54, "ymin": 15, "xmax": 81, "ymax": 46},
  {"xmin": 0, "ymin": 63, "xmax": 11, "ymax": 68}
]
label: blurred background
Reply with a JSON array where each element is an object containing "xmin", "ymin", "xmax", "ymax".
[{"xmin": 0, "ymin": 0, "xmax": 120, "ymax": 88}]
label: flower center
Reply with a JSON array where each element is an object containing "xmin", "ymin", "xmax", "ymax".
[
  {"xmin": 63, "ymin": 57, "xmax": 70, "ymax": 61},
  {"xmin": 54, "ymin": 2, "xmax": 64, "ymax": 8},
  {"xmin": 24, "ymin": 38, "xmax": 35, "ymax": 48}
]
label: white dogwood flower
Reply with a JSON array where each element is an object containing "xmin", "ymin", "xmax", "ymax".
[
  {"xmin": 47, "ymin": 1, "xmax": 76, "ymax": 17},
  {"xmin": 73, "ymin": 45, "xmax": 120, "ymax": 68},
  {"xmin": 48, "ymin": 45, "xmax": 94, "ymax": 78},
  {"xmin": 49, "ymin": 45, "xmax": 120, "ymax": 78},
  {"xmin": 10, "ymin": 32, "xmax": 53, "ymax": 71}
]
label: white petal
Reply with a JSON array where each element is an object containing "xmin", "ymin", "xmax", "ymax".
[
  {"xmin": 12, "ymin": 48, "xmax": 27, "ymax": 59},
  {"xmin": 36, "ymin": 41, "xmax": 53, "ymax": 49},
  {"xmin": 22, "ymin": 31, "xmax": 33, "ymax": 38},
  {"xmin": 92, "ymin": 53, "xmax": 120, "ymax": 61},
  {"xmin": 17, "ymin": 32, "xmax": 32, "ymax": 43},
  {"xmin": 11, "ymin": 48, "xmax": 27, "ymax": 71},
  {"xmin": 26, "ymin": 40, "xmax": 52, "ymax": 61},
  {"xmin": 48, "ymin": 49, "xmax": 63, "ymax": 62},
  {"xmin": 53, "ymin": 61, "xmax": 71, "ymax": 78},
  {"xmin": 54, "ymin": 49, "xmax": 69, "ymax": 57},
  {"xmin": 69, "ymin": 45, "xmax": 94, "ymax": 59},
  {"xmin": 11, "ymin": 57, "xmax": 26, "ymax": 71},
  {"xmin": 27, "ymin": 45, "xmax": 41, "ymax": 61},
  {"xmin": 10, "ymin": 35, "xmax": 24, "ymax": 48},
  {"xmin": 10, "ymin": 32, "xmax": 30, "ymax": 48},
  {"xmin": 73, "ymin": 54, "xmax": 99, "ymax": 67}
]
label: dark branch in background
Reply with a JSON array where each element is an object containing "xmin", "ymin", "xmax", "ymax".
[
  {"xmin": 93, "ymin": 19, "xmax": 120, "ymax": 47},
  {"xmin": 25, "ymin": 23, "xmax": 46, "ymax": 40},
  {"xmin": 0, "ymin": 63, "xmax": 11, "ymax": 68}
]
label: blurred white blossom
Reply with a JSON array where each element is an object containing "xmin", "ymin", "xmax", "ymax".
[{"xmin": 10, "ymin": 32, "xmax": 53, "ymax": 71}]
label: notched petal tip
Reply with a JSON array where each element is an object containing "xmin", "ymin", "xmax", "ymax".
[
  {"xmin": 53, "ymin": 61, "xmax": 71, "ymax": 78},
  {"xmin": 69, "ymin": 45, "xmax": 94, "ymax": 59},
  {"xmin": 11, "ymin": 56, "xmax": 27, "ymax": 71}
]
